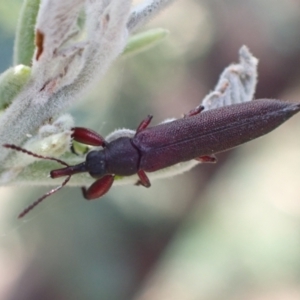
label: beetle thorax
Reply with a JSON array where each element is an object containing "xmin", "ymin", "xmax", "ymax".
[{"xmin": 104, "ymin": 137, "xmax": 140, "ymax": 176}]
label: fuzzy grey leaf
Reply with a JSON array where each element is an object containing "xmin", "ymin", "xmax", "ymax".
[
  {"xmin": 128, "ymin": 0, "xmax": 176, "ymax": 32},
  {"xmin": 202, "ymin": 46, "xmax": 258, "ymax": 110}
]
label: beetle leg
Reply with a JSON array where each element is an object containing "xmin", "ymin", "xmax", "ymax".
[
  {"xmin": 81, "ymin": 175, "xmax": 114, "ymax": 200},
  {"xmin": 136, "ymin": 170, "xmax": 151, "ymax": 188},
  {"xmin": 70, "ymin": 143, "xmax": 90, "ymax": 156},
  {"xmin": 195, "ymin": 155, "xmax": 217, "ymax": 163},
  {"xmin": 136, "ymin": 115, "xmax": 153, "ymax": 133},
  {"xmin": 184, "ymin": 105, "xmax": 204, "ymax": 118},
  {"xmin": 70, "ymin": 144, "xmax": 78, "ymax": 155},
  {"xmin": 72, "ymin": 127, "xmax": 107, "ymax": 147}
]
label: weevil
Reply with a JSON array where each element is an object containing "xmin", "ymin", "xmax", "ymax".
[{"xmin": 4, "ymin": 99, "xmax": 300, "ymax": 218}]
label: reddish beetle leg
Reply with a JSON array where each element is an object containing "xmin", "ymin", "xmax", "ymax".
[
  {"xmin": 184, "ymin": 105, "xmax": 204, "ymax": 118},
  {"xmin": 135, "ymin": 115, "xmax": 153, "ymax": 133},
  {"xmin": 195, "ymin": 155, "xmax": 217, "ymax": 163},
  {"xmin": 82, "ymin": 175, "xmax": 115, "ymax": 200},
  {"xmin": 134, "ymin": 116, "xmax": 153, "ymax": 187},
  {"xmin": 72, "ymin": 127, "xmax": 107, "ymax": 147}
]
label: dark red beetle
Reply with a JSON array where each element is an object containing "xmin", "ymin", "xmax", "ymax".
[{"xmin": 4, "ymin": 99, "xmax": 300, "ymax": 218}]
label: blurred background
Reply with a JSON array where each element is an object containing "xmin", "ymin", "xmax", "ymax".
[{"xmin": 1, "ymin": 0, "xmax": 300, "ymax": 299}]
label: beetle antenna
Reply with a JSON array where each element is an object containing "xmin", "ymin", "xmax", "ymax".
[
  {"xmin": 3, "ymin": 144, "xmax": 73, "ymax": 218},
  {"xmin": 18, "ymin": 175, "xmax": 71, "ymax": 218},
  {"xmin": 3, "ymin": 144, "xmax": 69, "ymax": 167}
]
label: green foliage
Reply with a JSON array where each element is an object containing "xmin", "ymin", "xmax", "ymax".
[
  {"xmin": 13, "ymin": 0, "xmax": 40, "ymax": 66},
  {"xmin": 123, "ymin": 28, "xmax": 169, "ymax": 56},
  {"xmin": 0, "ymin": 65, "xmax": 31, "ymax": 110}
]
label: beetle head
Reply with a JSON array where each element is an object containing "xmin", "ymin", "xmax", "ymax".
[{"xmin": 85, "ymin": 150, "xmax": 107, "ymax": 179}]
